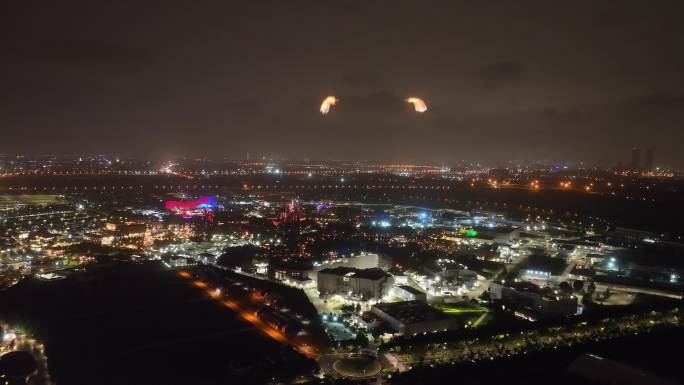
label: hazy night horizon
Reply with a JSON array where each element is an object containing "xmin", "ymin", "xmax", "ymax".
[
  {"xmin": 2, "ymin": 1, "xmax": 684, "ymax": 166},
  {"xmin": 2, "ymin": 2, "xmax": 684, "ymax": 385}
]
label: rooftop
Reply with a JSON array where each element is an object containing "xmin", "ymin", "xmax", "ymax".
[
  {"xmin": 373, "ymin": 301, "xmax": 452, "ymax": 324},
  {"xmin": 397, "ymin": 285, "xmax": 425, "ymax": 296},
  {"xmin": 520, "ymin": 254, "xmax": 568, "ymax": 275},
  {"xmin": 319, "ymin": 267, "xmax": 390, "ymax": 281},
  {"xmin": 500, "ymin": 281, "xmax": 573, "ymax": 302}
]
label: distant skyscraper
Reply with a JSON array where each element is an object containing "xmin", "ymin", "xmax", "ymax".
[
  {"xmin": 645, "ymin": 148, "xmax": 654, "ymax": 171},
  {"xmin": 630, "ymin": 147, "xmax": 641, "ymax": 170}
]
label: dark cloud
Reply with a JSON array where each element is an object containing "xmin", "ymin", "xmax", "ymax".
[
  {"xmin": 340, "ymin": 71, "xmax": 383, "ymax": 87},
  {"xmin": 635, "ymin": 92, "xmax": 684, "ymax": 109},
  {"xmin": 540, "ymin": 106, "xmax": 581, "ymax": 120},
  {"xmin": 299, "ymin": 92, "xmax": 412, "ymax": 116},
  {"xmin": 227, "ymin": 98, "xmax": 265, "ymax": 115},
  {"xmin": 1, "ymin": 1, "xmax": 683, "ymax": 166},
  {"xmin": 337, "ymin": 92, "xmax": 407, "ymax": 114},
  {"xmin": 478, "ymin": 61, "xmax": 523, "ymax": 88},
  {"xmin": 2, "ymin": 40, "xmax": 151, "ymax": 72},
  {"xmin": 541, "ymin": 106, "xmax": 560, "ymax": 117}
]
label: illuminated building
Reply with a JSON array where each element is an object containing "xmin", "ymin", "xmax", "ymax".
[
  {"xmin": 489, "ymin": 282, "xmax": 579, "ymax": 321},
  {"xmin": 393, "ymin": 285, "xmax": 427, "ymax": 302},
  {"xmin": 274, "ymin": 199, "xmax": 300, "ymax": 226},
  {"xmin": 165, "ymin": 196, "xmax": 217, "ymax": 218},
  {"xmin": 317, "ymin": 267, "xmax": 393, "ymax": 300},
  {"xmin": 371, "ymin": 301, "xmax": 458, "ymax": 335},
  {"xmin": 161, "ymin": 255, "xmax": 195, "ymax": 268}
]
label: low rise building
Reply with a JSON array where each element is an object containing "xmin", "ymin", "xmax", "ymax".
[
  {"xmin": 492, "ymin": 228, "xmax": 521, "ymax": 244},
  {"xmin": 161, "ymin": 255, "xmax": 195, "ymax": 268},
  {"xmin": 317, "ymin": 267, "xmax": 393, "ymax": 300},
  {"xmin": 371, "ymin": 300, "xmax": 459, "ymax": 336},
  {"xmin": 432, "ymin": 268, "xmax": 479, "ymax": 289},
  {"xmin": 489, "ymin": 281, "xmax": 578, "ymax": 321},
  {"xmin": 393, "ymin": 285, "xmax": 427, "ymax": 302},
  {"xmin": 518, "ymin": 254, "xmax": 568, "ymax": 284}
]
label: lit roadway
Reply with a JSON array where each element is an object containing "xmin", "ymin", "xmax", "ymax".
[
  {"xmin": 177, "ymin": 271, "xmax": 319, "ymax": 359},
  {"xmin": 392, "ymin": 307, "xmax": 682, "ymax": 367}
]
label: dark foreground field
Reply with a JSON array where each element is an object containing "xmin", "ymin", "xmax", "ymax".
[{"xmin": 0, "ymin": 262, "xmax": 316, "ymax": 385}]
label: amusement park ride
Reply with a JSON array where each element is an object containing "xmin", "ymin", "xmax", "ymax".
[
  {"xmin": 165, "ymin": 196, "xmax": 216, "ymax": 224},
  {"xmin": 273, "ymin": 199, "xmax": 300, "ymax": 227}
]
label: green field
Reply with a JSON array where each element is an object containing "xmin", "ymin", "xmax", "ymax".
[
  {"xmin": 433, "ymin": 302, "xmax": 492, "ymax": 327},
  {"xmin": 433, "ymin": 302, "xmax": 489, "ymax": 314},
  {"xmin": 0, "ymin": 194, "xmax": 63, "ymax": 206}
]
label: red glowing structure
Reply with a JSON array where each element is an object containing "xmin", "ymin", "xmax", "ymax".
[
  {"xmin": 273, "ymin": 199, "xmax": 299, "ymax": 226},
  {"xmin": 165, "ymin": 196, "xmax": 217, "ymax": 219}
]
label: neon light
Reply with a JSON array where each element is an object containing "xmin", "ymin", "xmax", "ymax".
[
  {"xmin": 457, "ymin": 227, "xmax": 478, "ymax": 237},
  {"xmin": 165, "ymin": 197, "xmax": 217, "ymax": 218},
  {"xmin": 316, "ymin": 202, "xmax": 332, "ymax": 211}
]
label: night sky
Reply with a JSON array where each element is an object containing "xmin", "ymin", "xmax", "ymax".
[{"xmin": 2, "ymin": 1, "xmax": 683, "ymax": 166}]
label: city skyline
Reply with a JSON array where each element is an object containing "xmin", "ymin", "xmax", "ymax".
[
  {"xmin": 0, "ymin": 146, "xmax": 671, "ymax": 171},
  {"xmin": 2, "ymin": 3, "xmax": 684, "ymax": 384}
]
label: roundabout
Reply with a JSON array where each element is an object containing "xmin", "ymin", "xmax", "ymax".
[{"xmin": 332, "ymin": 354, "xmax": 382, "ymax": 378}]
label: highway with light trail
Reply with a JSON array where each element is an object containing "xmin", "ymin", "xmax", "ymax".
[{"xmin": 177, "ymin": 270, "xmax": 319, "ymax": 359}]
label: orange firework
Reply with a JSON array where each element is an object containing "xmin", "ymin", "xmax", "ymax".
[
  {"xmin": 405, "ymin": 97, "xmax": 428, "ymax": 112},
  {"xmin": 320, "ymin": 96, "xmax": 338, "ymax": 115}
]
